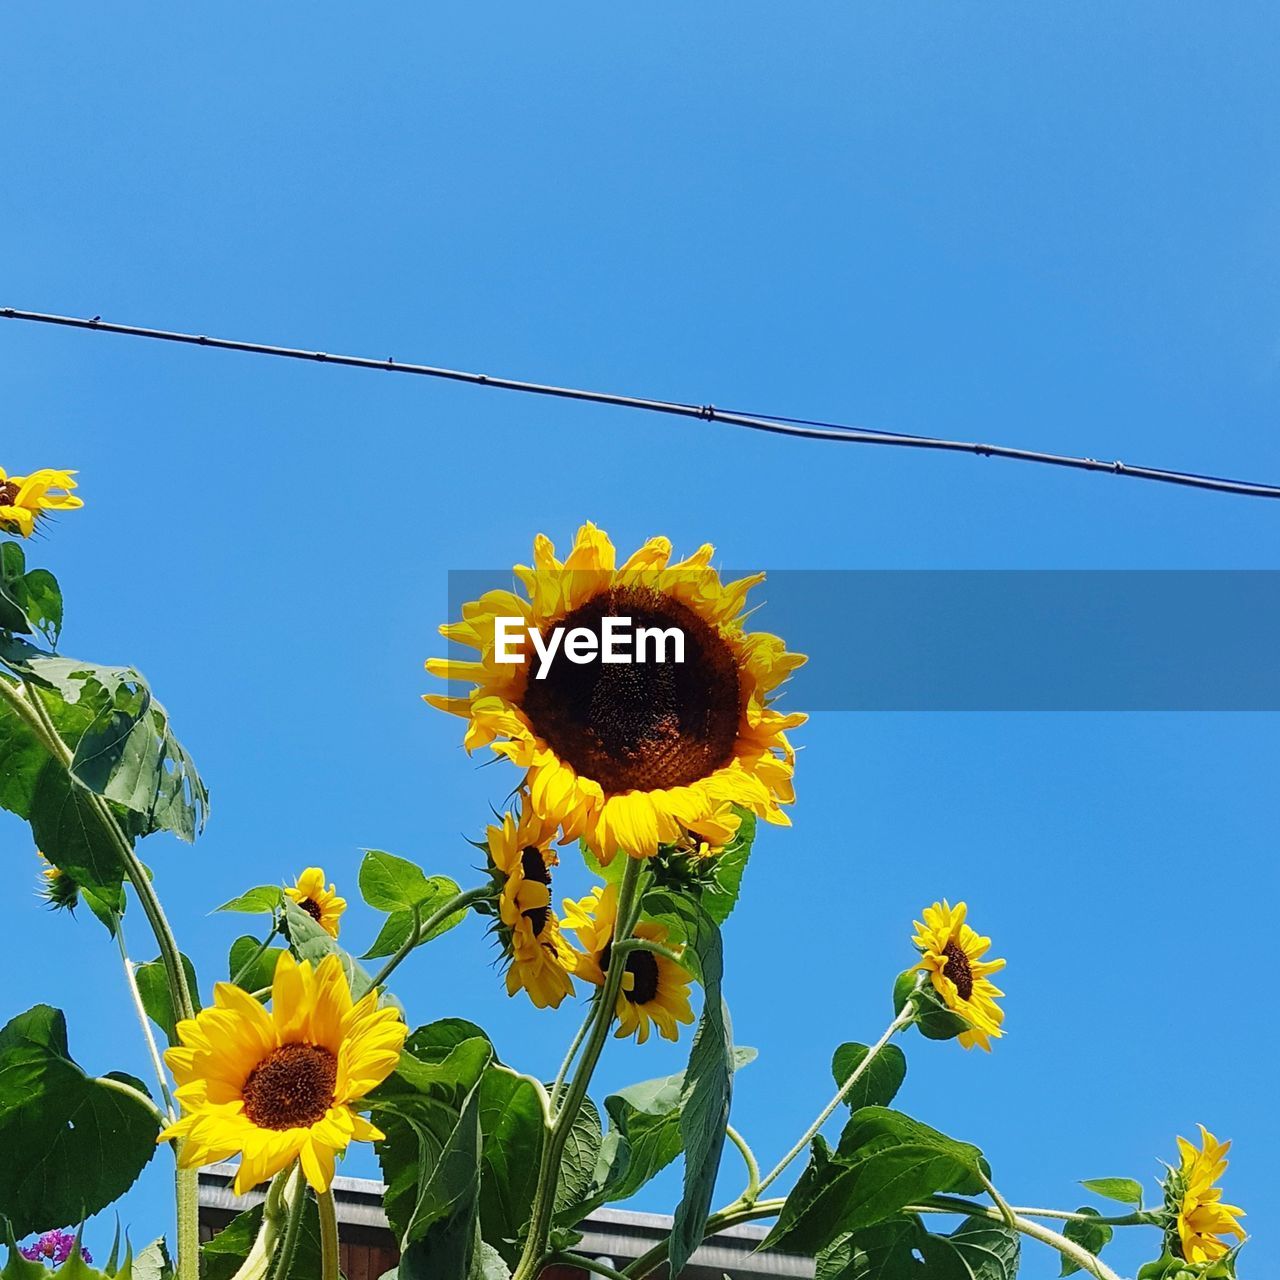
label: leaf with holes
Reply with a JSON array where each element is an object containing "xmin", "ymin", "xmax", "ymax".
[
  {"xmin": 0, "ymin": 545, "xmax": 63, "ymax": 645},
  {"xmin": 0, "ymin": 1006, "xmax": 160, "ymax": 1236}
]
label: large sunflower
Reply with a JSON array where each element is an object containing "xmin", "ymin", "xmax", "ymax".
[
  {"xmin": 0, "ymin": 467, "xmax": 83, "ymax": 537},
  {"xmin": 159, "ymin": 952, "xmax": 406, "ymax": 1194},
  {"xmin": 1170, "ymin": 1125, "xmax": 1246, "ymax": 1265},
  {"xmin": 563, "ymin": 884, "xmax": 695, "ymax": 1044},
  {"xmin": 485, "ymin": 804, "xmax": 578, "ymax": 1009},
  {"xmin": 285, "ymin": 867, "xmax": 347, "ymax": 939},
  {"xmin": 912, "ymin": 900, "xmax": 1006, "ymax": 1052},
  {"xmin": 425, "ymin": 523, "xmax": 805, "ymax": 862}
]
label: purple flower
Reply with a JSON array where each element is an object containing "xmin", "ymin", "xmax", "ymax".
[{"xmin": 17, "ymin": 1230, "xmax": 91, "ymax": 1267}]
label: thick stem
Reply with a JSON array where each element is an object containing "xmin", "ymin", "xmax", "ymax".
[
  {"xmin": 268, "ymin": 1169, "xmax": 308, "ymax": 1280},
  {"xmin": 317, "ymin": 1188, "xmax": 341, "ymax": 1280},
  {"xmin": 549, "ymin": 989, "xmax": 601, "ymax": 1115},
  {"xmin": 175, "ymin": 1165, "xmax": 201, "ymax": 1280},
  {"xmin": 229, "ymin": 1166, "xmax": 302, "ymax": 1280},
  {"xmin": 115, "ymin": 924, "xmax": 175, "ymax": 1117},
  {"xmin": 556, "ymin": 1254, "xmax": 633, "ymax": 1280},
  {"xmin": 725, "ymin": 1125, "xmax": 761, "ymax": 1203},
  {"xmin": 367, "ymin": 886, "xmax": 490, "ymax": 990},
  {"xmin": 511, "ymin": 856, "xmax": 645, "ymax": 1280},
  {"xmin": 757, "ymin": 992, "xmax": 919, "ymax": 1195}
]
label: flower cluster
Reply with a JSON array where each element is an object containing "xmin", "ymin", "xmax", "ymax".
[{"xmin": 19, "ymin": 1230, "xmax": 91, "ymax": 1267}]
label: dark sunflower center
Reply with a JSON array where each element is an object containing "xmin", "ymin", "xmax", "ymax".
[
  {"xmin": 942, "ymin": 940, "xmax": 974, "ymax": 1002},
  {"xmin": 242, "ymin": 1042, "xmax": 338, "ymax": 1130},
  {"xmin": 299, "ymin": 897, "xmax": 324, "ymax": 923},
  {"xmin": 518, "ymin": 586, "xmax": 742, "ymax": 794},
  {"xmin": 520, "ymin": 845, "xmax": 551, "ymax": 937},
  {"xmin": 597, "ymin": 941, "xmax": 661, "ymax": 1005},
  {"xmin": 0, "ymin": 481, "xmax": 19, "ymax": 506}
]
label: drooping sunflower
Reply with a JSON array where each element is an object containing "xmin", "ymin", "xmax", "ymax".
[
  {"xmin": 1167, "ymin": 1125, "xmax": 1246, "ymax": 1265},
  {"xmin": 563, "ymin": 884, "xmax": 695, "ymax": 1044},
  {"xmin": 36, "ymin": 852, "xmax": 79, "ymax": 912},
  {"xmin": 484, "ymin": 804, "xmax": 578, "ymax": 1009},
  {"xmin": 285, "ymin": 867, "xmax": 347, "ymax": 938},
  {"xmin": 159, "ymin": 952, "xmax": 406, "ymax": 1195},
  {"xmin": 0, "ymin": 467, "xmax": 83, "ymax": 537},
  {"xmin": 912, "ymin": 900, "xmax": 1006, "ymax": 1051},
  {"xmin": 425, "ymin": 523, "xmax": 805, "ymax": 862}
]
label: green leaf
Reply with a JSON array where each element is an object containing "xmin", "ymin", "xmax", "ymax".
[
  {"xmin": 893, "ymin": 967, "xmax": 972, "ymax": 1042},
  {"xmin": 0, "ymin": 1006, "xmax": 160, "ymax": 1235},
  {"xmin": 134, "ymin": 953, "xmax": 201, "ymax": 1044},
  {"xmin": 699, "ymin": 809, "xmax": 756, "ymax": 926},
  {"xmin": 554, "ymin": 1095, "xmax": 602, "ymax": 1221},
  {"xmin": 200, "ymin": 1201, "xmax": 323, "ymax": 1280},
  {"xmin": 214, "ymin": 886, "xmax": 282, "ymax": 915},
  {"xmin": 818, "ymin": 1216, "xmax": 1019, "ymax": 1280},
  {"xmin": 29, "ymin": 759, "xmax": 126, "ymax": 932},
  {"xmin": 281, "ymin": 897, "xmax": 376, "ymax": 999},
  {"xmin": 831, "ymin": 1042, "xmax": 907, "ymax": 1111},
  {"xmin": 370, "ymin": 1035, "xmax": 493, "ymax": 1249},
  {"xmin": 641, "ymin": 891, "xmax": 735, "ymax": 1276},
  {"xmin": 476, "ymin": 1067, "xmax": 545, "ymax": 1264},
  {"xmin": 0, "ymin": 545, "xmax": 62, "ymax": 645},
  {"xmin": 925, "ymin": 1216, "xmax": 1020, "ymax": 1279},
  {"xmin": 816, "ymin": 1219, "xmax": 923, "ymax": 1280},
  {"xmin": 1080, "ymin": 1177, "xmax": 1144, "ymax": 1207},
  {"xmin": 360, "ymin": 851, "xmax": 452, "ymax": 912},
  {"xmin": 227, "ymin": 935, "xmax": 286, "ymax": 993},
  {"xmin": 764, "ymin": 1108, "xmax": 989, "ymax": 1255},
  {"xmin": 0, "ymin": 681, "xmax": 48, "ymax": 820},
  {"xmin": 1061, "ymin": 1208, "xmax": 1114, "ymax": 1277}
]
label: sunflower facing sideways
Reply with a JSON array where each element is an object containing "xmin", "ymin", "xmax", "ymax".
[
  {"xmin": 159, "ymin": 952, "xmax": 406, "ymax": 1195},
  {"xmin": 425, "ymin": 523, "xmax": 806, "ymax": 863},
  {"xmin": 1165, "ymin": 1125, "xmax": 1246, "ymax": 1266},
  {"xmin": 285, "ymin": 867, "xmax": 347, "ymax": 938},
  {"xmin": 484, "ymin": 802, "xmax": 578, "ymax": 1009},
  {"xmin": 563, "ymin": 883, "xmax": 695, "ymax": 1044},
  {"xmin": 0, "ymin": 466, "xmax": 83, "ymax": 537},
  {"xmin": 912, "ymin": 899, "xmax": 1006, "ymax": 1052}
]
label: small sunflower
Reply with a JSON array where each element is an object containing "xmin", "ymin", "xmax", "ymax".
[
  {"xmin": 425, "ymin": 523, "xmax": 805, "ymax": 863},
  {"xmin": 36, "ymin": 852, "xmax": 79, "ymax": 912},
  {"xmin": 563, "ymin": 884, "xmax": 696, "ymax": 1044},
  {"xmin": 159, "ymin": 951, "xmax": 406, "ymax": 1195},
  {"xmin": 1167, "ymin": 1125, "xmax": 1246, "ymax": 1265},
  {"xmin": 484, "ymin": 804, "xmax": 578, "ymax": 1009},
  {"xmin": 912, "ymin": 900, "xmax": 1006, "ymax": 1051},
  {"xmin": 0, "ymin": 467, "xmax": 83, "ymax": 537},
  {"xmin": 285, "ymin": 867, "xmax": 346, "ymax": 938}
]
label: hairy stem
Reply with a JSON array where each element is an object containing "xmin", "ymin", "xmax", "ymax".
[
  {"xmin": 268, "ymin": 1168, "xmax": 308, "ymax": 1280},
  {"xmin": 726, "ymin": 1125, "xmax": 761, "ymax": 1203},
  {"xmin": 757, "ymin": 988, "xmax": 919, "ymax": 1195},
  {"xmin": 317, "ymin": 1188, "xmax": 341, "ymax": 1280},
  {"xmin": 115, "ymin": 923, "xmax": 175, "ymax": 1117},
  {"xmin": 94, "ymin": 1073, "xmax": 169, "ymax": 1127},
  {"xmin": 511, "ymin": 856, "xmax": 645, "ymax": 1280},
  {"xmin": 623, "ymin": 1198, "xmax": 787, "ymax": 1279},
  {"xmin": 549, "ymin": 989, "xmax": 601, "ymax": 1115},
  {"xmin": 230, "ymin": 1166, "xmax": 303, "ymax": 1280},
  {"xmin": 230, "ymin": 920, "xmax": 281, "ymax": 988},
  {"xmin": 367, "ymin": 886, "xmax": 490, "ymax": 990}
]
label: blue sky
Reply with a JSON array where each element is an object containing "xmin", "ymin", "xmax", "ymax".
[{"xmin": 2, "ymin": 4, "xmax": 1277, "ymax": 1276}]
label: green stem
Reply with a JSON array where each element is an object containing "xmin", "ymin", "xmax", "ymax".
[
  {"xmin": 978, "ymin": 1169, "xmax": 1017, "ymax": 1229},
  {"xmin": 549, "ymin": 988, "xmax": 601, "ymax": 1115},
  {"xmin": 622, "ymin": 1198, "xmax": 787, "ymax": 1279},
  {"xmin": 367, "ymin": 886, "xmax": 489, "ymax": 990},
  {"xmin": 757, "ymin": 988, "xmax": 919, "ymax": 1195},
  {"xmin": 94, "ymin": 1073, "xmax": 169, "ymax": 1127},
  {"xmin": 268, "ymin": 1167, "xmax": 307, "ymax": 1280},
  {"xmin": 115, "ymin": 923, "xmax": 176, "ymax": 1117},
  {"xmin": 726, "ymin": 1125, "xmax": 761, "ymax": 1203},
  {"xmin": 921, "ymin": 1193, "xmax": 1152, "ymax": 1228},
  {"xmin": 229, "ymin": 1166, "xmax": 302, "ymax": 1280},
  {"xmin": 556, "ymin": 1254, "xmax": 633, "ymax": 1280},
  {"xmin": 511, "ymin": 856, "xmax": 645, "ymax": 1280},
  {"xmin": 910, "ymin": 1200, "xmax": 1127, "ymax": 1280},
  {"xmin": 175, "ymin": 1166, "xmax": 201, "ymax": 1280},
  {"xmin": 612, "ymin": 937, "xmax": 688, "ymax": 968},
  {"xmin": 317, "ymin": 1188, "xmax": 340, "ymax": 1280},
  {"xmin": 230, "ymin": 920, "xmax": 281, "ymax": 987}
]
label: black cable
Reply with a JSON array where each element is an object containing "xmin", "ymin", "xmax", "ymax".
[{"xmin": 4, "ymin": 306, "xmax": 1279, "ymax": 501}]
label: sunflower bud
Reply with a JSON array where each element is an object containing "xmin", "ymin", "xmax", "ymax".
[{"xmin": 37, "ymin": 853, "xmax": 80, "ymax": 913}]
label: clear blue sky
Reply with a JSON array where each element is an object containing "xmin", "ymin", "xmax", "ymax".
[{"xmin": 3, "ymin": 5, "xmax": 1277, "ymax": 1276}]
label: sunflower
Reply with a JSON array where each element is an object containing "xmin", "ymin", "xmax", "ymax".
[
  {"xmin": 563, "ymin": 884, "xmax": 695, "ymax": 1044},
  {"xmin": 912, "ymin": 900, "xmax": 1006, "ymax": 1051},
  {"xmin": 1168, "ymin": 1125, "xmax": 1246, "ymax": 1265},
  {"xmin": 285, "ymin": 867, "xmax": 346, "ymax": 938},
  {"xmin": 0, "ymin": 467, "xmax": 83, "ymax": 537},
  {"xmin": 159, "ymin": 952, "xmax": 406, "ymax": 1195},
  {"xmin": 36, "ymin": 852, "xmax": 79, "ymax": 912},
  {"xmin": 425, "ymin": 523, "xmax": 805, "ymax": 863},
  {"xmin": 484, "ymin": 804, "xmax": 578, "ymax": 1009}
]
